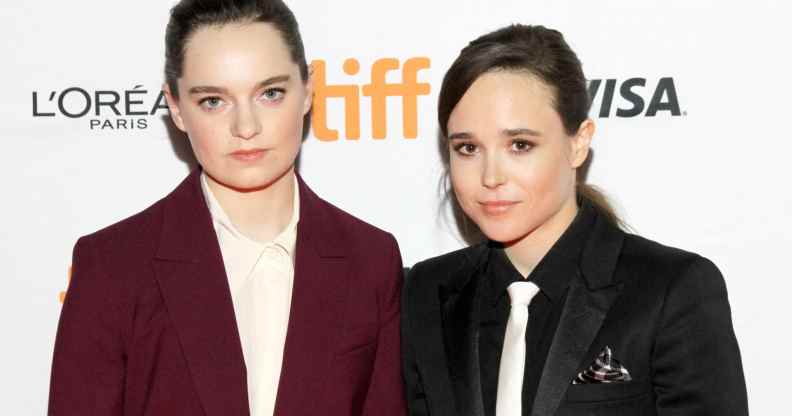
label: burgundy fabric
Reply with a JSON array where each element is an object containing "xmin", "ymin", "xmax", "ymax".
[{"xmin": 49, "ymin": 169, "xmax": 406, "ymax": 416}]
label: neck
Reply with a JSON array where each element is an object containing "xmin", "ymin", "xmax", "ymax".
[
  {"xmin": 504, "ymin": 196, "xmax": 578, "ymax": 278},
  {"xmin": 206, "ymin": 168, "xmax": 296, "ymax": 243}
]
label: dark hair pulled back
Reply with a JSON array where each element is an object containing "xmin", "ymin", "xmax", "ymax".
[{"xmin": 438, "ymin": 24, "xmax": 622, "ymax": 228}]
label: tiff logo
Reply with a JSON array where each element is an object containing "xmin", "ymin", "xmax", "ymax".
[{"xmin": 311, "ymin": 57, "xmax": 431, "ymax": 141}]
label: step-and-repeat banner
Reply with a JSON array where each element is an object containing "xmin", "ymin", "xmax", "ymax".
[{"xmin": 2, "ymin": 1, "xmax": 789, "ymax": 413}]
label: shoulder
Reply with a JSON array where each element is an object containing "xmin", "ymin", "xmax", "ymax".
[
  {"xmin": 313, "ymin": 195, "xmax": 398, "ymax": 252},
  {"xmin": 66, "ymin": 193, "xmax": 170, "ymax": 323},
  {"xmin": 79, "ymin": 194, "xmax": 167, "ymax": 258},
  {"xmin": 617, "ymin": 237, "xmax": 746, "ymax": 412},
  {"xmin": 618, "ymin": 233, "xmax": 727, "ymax": 298},
  {"xmin": 307, "ymin": 197, "xmax": 405, "ymax": 307},
  {"xmin": 72, "ymin": 180, "xmax": 185, "ymax": 293},
  {"xmin": 79, "ymin": 171, "xmax": 202, "ymax": 257},
  {"xmin": 405, "ymin": 244, "xmax": 485, "ymax": 298},
  {"xmin": 409, "ymin": 245, "xmax": 481, "ymax": 278}
]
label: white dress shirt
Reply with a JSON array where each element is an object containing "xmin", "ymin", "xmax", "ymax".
[{"xmin": 200, "ymin": 173, "xmax": 299, "ymax": 416}]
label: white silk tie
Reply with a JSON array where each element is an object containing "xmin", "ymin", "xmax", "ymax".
[{"xmin": 496, "ymin": 281, "xmax": 540, "ymax": 416}]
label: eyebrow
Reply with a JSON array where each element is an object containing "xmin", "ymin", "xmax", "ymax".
[
  {"xmin": 188, "ymin": 74, "xmax": 291, "ymax": 95},
  {"xmin": 503, "ymin": 128, "xmax": 542, "ymax": 137},
  {"xmin": 447, "ymin": 127, "xmax": 542, "ymax": 141},
  {"xmin": 447, "ymin": 132, "xmax": 472, "ymax": 141}
]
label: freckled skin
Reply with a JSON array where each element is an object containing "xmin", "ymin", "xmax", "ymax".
[{"xmin": 446, "ymin": 71, "xmax": 593, "ymax": 271}]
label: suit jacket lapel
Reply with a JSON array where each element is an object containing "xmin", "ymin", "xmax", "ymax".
[
  {"xmin": 153, "ymin": 170, "xmax": 249, "ymax": 416},
  {"xmin": 273, "ymin": 175, "xmax": 349, "ymax": 416},
  {"xmin": 531, "ymin": 213, "xmax": 625, "ymax": 416},
  {"xmin": 438, "ymin": 244, "xmax": 488, "ymax": 416}
]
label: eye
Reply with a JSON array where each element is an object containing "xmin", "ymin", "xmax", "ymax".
[
  {"xmin": 510, "ymin": 139, "xmax": 534, "ymax": 153},
  {"xmin": 198, "ymin": 96, "xmax": 224, "ymax": 111},
  {"xmin": 261, "ymin": 88, "xmax": 285, "ymax": 102},
  {"xmin": 453, "ymin": 142, "xmax": 479, "ymax": 156}
]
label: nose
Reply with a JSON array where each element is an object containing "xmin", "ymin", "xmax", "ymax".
[
  {"xmin": 231, "ymin": 103, "xmax": 262, "ymax": 140},
  {"xmin": 482, "ymin": 153, "xmax": 506, "ymax": 189}
]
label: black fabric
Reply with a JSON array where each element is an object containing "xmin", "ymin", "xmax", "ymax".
[
  {"xmin": 479, "ymin": 203, "xmax": 596, "ymax": 416},
  {"xmin": 402, "ymin": 202, "xmax": 749, "ymax": 416},
  {"xmin": 479, "ymin": 249, "xmax": 565, "ymax": 416}
]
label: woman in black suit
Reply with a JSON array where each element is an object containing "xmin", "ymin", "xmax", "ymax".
[{"xmin": 402, "ymin": 24, "xmax": 748, "ymax": 416}]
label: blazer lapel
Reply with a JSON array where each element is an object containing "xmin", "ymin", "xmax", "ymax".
[
  {"xmin": 530, "ymin": 213, "xmax": 625, "ymax": 416},
  {"xmin": 438, "ymin": 244, "xmax": 488, "ymax": 416},
  {"xmin": 153, "ymin": 170, "xmax": 249, "ymax": 416},
  {"xmin": 272, "ymin": 175, "xmax": 349, "ymax": 416}
]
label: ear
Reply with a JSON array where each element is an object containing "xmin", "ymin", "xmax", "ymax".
[
  {"xmin": 162, "ymin": 83, "xmax": 187, "ymax": 133},
  {"xmin": 302, "ymin": 64, "xmax": 314, "ymax": 117},
  {"xmin": 569, "ymin": 118, "xmax": 595, "ymax": 168}
]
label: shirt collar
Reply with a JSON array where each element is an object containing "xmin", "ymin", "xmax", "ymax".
[
  {"xmin": 199, "ymin": 172, "xmax": 300, "ymax": 257},
  {"xmin": 486, "ymin": 245, "xmax": 523, "ymax": 306},
  {"xmin": 486, "ymin": 200, "xmax": 598, "ymax": 305}
]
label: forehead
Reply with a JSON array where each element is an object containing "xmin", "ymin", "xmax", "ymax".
[
  {"xmin": 181, "ymin": 22, "xmax": 299, "ymax": 84},
  {"xmin": 448, "ymin": 70, "xmax": 562, "ymax": 135}
]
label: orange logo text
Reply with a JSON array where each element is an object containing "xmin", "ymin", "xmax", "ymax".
[
  {"xmin": 311, "ymin": 57, "xmax": 431, "ymax": 141},
  {"xmin": 59, "ymin": 266, "xmax": 72, "ymax": 304}
]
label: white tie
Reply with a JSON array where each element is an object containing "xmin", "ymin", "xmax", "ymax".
[{"xmin": 496, "ymin": 281, "xmax": 540, "ymax": 416}]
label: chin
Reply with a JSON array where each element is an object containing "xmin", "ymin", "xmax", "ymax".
[
  {"xmin": 212, "ymin": 167, "xmax": 292, "ymax": 192},
  {"xmin": 474, "ymin": 218, "xmax": 530, "ymax": 244},
  {"xmin": 241, "ymin": 173, "xmax": 287, "ymax": 190}
]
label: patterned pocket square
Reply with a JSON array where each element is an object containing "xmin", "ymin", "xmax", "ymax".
[{"xmin": 572, "ymin": 346, "xmax": 632, "ymax": 384}]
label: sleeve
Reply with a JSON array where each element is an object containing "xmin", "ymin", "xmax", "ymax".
[
  {"xmin": 48, "ymin": 236, "xmax": 127, "ymax": 415},
  {"xmin": 652, "ymin": 256, "xmax": 748, "ymax": 415},
  {"xmin": 360, "ymin": 234, "xmax": 408, "ymax": 416},
  {"xmin": 402, "ymin": 264, "xmax": 431, "ymax": 416}
]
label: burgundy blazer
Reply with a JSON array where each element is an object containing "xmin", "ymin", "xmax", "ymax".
[{"xmin": 49, "ymin": 169, "xmax": 406, "ymax": 416}]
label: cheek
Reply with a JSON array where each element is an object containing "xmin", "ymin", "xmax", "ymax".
[
  {"xmin": 449, "ymin": 157, "xmax": 480, "ymax": 204},
  {"xmin": 518, "ymin": 151, "xmax": 575, "ymax": 210},
  {"xmin": 182, "ymin": 113, "xmax": 226, "ymax": 160},
  {"xmin": 263, "ymin": 99, "xmax": 306, "ymax": 145}
]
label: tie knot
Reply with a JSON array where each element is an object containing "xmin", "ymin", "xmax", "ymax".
[{"xmin": 506, "ymin": 281, "xmax": 540, "ymax": 306}]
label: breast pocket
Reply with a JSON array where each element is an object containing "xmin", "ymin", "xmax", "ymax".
[
  {"xmin": 330, "ymin": 323, "xmax": 379, "ymax": 408},
  {"xmin": 558, "ymin": 381, "xmax": 654, "ymax": 416},
  {"xmin": 335, "ymin": 323, "xmax": 378, "ymax": 357}
]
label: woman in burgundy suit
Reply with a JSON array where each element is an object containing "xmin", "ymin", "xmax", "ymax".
[{"xmin": 48, "ymin": 1, "xmax": 405, "ymax": 415}]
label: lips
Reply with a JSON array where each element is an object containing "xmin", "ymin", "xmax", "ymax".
[
  {"xmin": 478, "ymin": 200, "xmax": 520, "ymax": 215},
  {"xmin": 229, "ymin": 148, "xmax": 266, "ymax": 161}
]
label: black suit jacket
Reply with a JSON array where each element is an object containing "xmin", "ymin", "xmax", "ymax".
[{"xmin": 401, "ymin": 209, "xmax": 748, "ymax": 416}]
